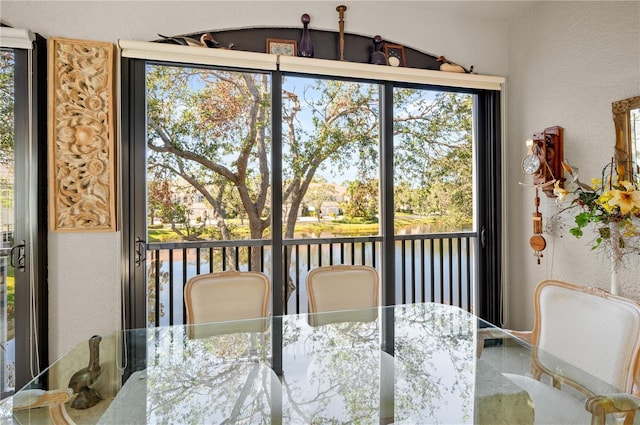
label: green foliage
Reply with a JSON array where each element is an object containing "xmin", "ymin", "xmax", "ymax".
[
  {"xmin": 145, "ymin": 65, "xmax": 475, "ymax": 241},
  {"xmin": 334, "ymin": 216, "xmax": 378, "ymax": 225},
  {"xmin": 392, "ymin": 92, "xmax": 473, "ymax": 230},
  {"xmin": 342, "ymin": 179, "xmax": 378, "ymax": 220}
]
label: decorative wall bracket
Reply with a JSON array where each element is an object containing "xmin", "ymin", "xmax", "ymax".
[{"xmin": 48, "ymin": 37, "xmax": 117, "ymax": 232}]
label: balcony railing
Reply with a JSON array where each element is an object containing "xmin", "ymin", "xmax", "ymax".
[{"xmin": 146, "ymin": 232, "xmax": 476, "ymax": 327}]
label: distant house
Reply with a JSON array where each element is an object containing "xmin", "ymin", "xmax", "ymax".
[{"xmin": 164, "ymin": 178, "xmax": 349, "ymax": 224}]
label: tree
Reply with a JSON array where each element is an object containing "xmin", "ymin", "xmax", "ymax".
[
  {"xmin": 147, "ymin": 176, "xmax": 172, "ymax": 225},
  {"xmin": 394, "ymin": 181, "xmax": 415, "ymax": 214},
  {"xmin": 343, "ymin": 179, "xmax": 378, "ymax": 221},
  {"xmin": 304, "ymin": 178, "xmax": 338, "ymax": 221},
  {"xmin": 145, "ymin": 66, "xmax": 474, "ymax": 291},
  {"xmin": 147, "ymin": 67, "xmax": 268, "ymax": 251},
  {"xmin": 393, "ymin": 92, "xmax": 473, "ymax": 229},
  {"xmin": 280, "ymin": 79, "xmax": 380, "ymax": 237}
]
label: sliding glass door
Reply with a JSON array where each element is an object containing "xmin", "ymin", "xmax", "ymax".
[
  {"xmin": 0, "ymin": 48, "xmax": 17, "ymax": 398},
  {"xmin": 0, "ymin": 33, "xmax": 48, "ymax": 396},
  {"xmin": 123, "ymin": 57, "xmax": 502, "ymax": 326}
]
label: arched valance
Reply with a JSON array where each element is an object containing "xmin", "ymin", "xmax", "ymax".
[{"xmin": 119, "ymin": 27, "xmax": 505, "ymax": 91}]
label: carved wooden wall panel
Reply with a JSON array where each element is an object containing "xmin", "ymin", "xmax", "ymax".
[{"xmin": 48, "ymin": 37, "xmax": 116, "ymax": 232}]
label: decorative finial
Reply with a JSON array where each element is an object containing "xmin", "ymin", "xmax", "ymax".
[{"xmin": 336, "ymin": 5, "xmax": 347, "ymax": 61}]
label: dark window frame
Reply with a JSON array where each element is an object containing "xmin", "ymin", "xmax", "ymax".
[
  {"xmin": 120, "ymin": 52, "xmax": 502, "ymax": 376},
  {"xmin": 8, "ymin": 34, "xmax": 48, "ymax": 393}
]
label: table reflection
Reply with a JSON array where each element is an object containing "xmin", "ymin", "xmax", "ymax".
[{"xmin": 13, "ymin": 303, "xmax": 623, "ymax": 424}]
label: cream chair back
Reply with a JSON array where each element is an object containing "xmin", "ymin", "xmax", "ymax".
[
  {"xmin": 184, "ymin": 271, "xmax": 271, "ymax": 336},
  {"xmin": 306, "ymin": 265, "xmax": 379, "ymax": 325},
  {"xmin": 531, "ymin": 280, "xmax": 640, "ymax": 395}
]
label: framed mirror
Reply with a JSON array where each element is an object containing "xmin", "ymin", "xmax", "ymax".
[{"xmin": 613, "ymin": 95, "xmax": 640, "ymax": 180}]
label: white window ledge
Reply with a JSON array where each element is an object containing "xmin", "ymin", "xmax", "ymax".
[
  {"xmin": 0, "ymin": 27, "xmax": 35, "ymax": 49},
  {"xmin": 119, "ymin": 39, "xmax": 505, "ymax": 91}
]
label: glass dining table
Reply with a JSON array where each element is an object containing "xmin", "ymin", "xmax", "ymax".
[{"xmin": 7, "ymin": 303, "xmax": 630, "ymax": 424}]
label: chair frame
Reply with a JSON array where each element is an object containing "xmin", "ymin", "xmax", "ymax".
[
  {"xmin": 508, "ymin": 280, "xmax": 640, "ymax": 425},
  {"xmin": 529, "ymin": 280, "xmax": 640, "ymax": 398}
]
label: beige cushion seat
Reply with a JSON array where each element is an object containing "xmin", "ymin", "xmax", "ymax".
[
  {"xmin": 305, "ymin": 264, "xmax": 379, "ymax": 326},
  {"xmin": 184, "ymin": 270, "xmax": 271, "ymax": 337}
]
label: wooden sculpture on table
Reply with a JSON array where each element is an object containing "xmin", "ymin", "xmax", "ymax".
[{"xmin": 68, "ymin": 335, "xmax": 102, "ymax": 409}]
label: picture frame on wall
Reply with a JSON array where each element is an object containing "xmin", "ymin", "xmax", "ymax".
[
  {"xmin": 383, "ymin": 43, "xmax": 406, "ymax": 67},
  {"xmin": 266, "ymin": 38, "xmax": 298, "ymax": 56}
]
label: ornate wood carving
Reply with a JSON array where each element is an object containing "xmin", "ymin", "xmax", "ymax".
[{"xmin": 48, "ymin": 37, "xmax": 116, "ymax": 232}]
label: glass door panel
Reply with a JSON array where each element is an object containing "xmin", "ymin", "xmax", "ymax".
[
  {"xmin": 280, "ymin": 76, "xmax": 381, "ymax": 313},
  {"xmin": 144, "ymin": 64, "xmax": 272, "ymax": 326},
  {"xmin": 392, "ymin": 89, "xmax": 476, "ymax": 310},
  {"xmin": 0, "ymin": 49, "xmax": 16, "ymax": 397}
]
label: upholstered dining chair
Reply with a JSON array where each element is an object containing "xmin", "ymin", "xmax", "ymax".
[
  {"xmin": 497, "ymin": 279, "xmax": 640, "ymax": 425},
  {"xmin": 305, "ymin": 264, "xmax": 380, "ymax": 326},
  {"xmin": 183, "ymin": 270, "xmax": 271, "ymax": 337}
]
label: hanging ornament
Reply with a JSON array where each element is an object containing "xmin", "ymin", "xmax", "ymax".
[{"xmin": 530, "ymin": 188, "xmax": 547, "ymax": 264}]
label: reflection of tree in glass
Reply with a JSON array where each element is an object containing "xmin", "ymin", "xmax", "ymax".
[
  {"xmin": 0, "ymin": 51, "xmax": 14, "ymax": 169},
  {"xmin": 393, "ymin": 304, "xmax": 474, "ymax": 423},
  {"xmin": 146, "ymin": 255, "xmax": 168, "ymax": 326},
  {"xmin": 0, "ymin": 51, "xmax": 15, "ymax": 347},
  {"xmin": 282, "ymin": 315, "xmax": 382, "ymax": 423},
  {"xmin": 145, "ymin": 329, "xmax": 273, "ymax": 423}
]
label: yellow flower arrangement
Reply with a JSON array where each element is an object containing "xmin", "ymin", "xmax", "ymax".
[{"xmin": 552, "ymin": 159, "xmax": 640, "ymax": 269}]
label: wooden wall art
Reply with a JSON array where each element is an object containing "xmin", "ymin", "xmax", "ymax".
[{"xmin": 48, "ymin": 37, "xmax": 116, "ymax": 232}]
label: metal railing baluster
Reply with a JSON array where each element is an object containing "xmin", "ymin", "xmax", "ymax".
[{"xmin": 147, "ymin": 233, "xmax": 475, "ymax": 325}]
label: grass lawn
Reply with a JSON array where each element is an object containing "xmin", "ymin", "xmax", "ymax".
[{"xmin": 148, "ymin": 216, "xmax": 449, "ymax": 242}]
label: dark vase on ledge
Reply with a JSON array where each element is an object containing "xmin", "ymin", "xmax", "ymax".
[
  {"xmin": 370, "ymin": 35, "xmax": 387, "ymax": 65},
  {"xmin": 299, "ymin": 13, "xmax": 314, "ymax": 57}
]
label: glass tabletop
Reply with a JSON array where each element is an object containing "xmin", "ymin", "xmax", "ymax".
[{"xmin": 8, "ymin": 303, "xmax": 627, "ymax": 424}]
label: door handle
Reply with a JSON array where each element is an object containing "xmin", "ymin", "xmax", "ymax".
[
  {"xmin": 11, "ymin": 240, "xmax": 26, "ymax": 272},
  {"xmin": 135, "ymin": 237, "xmax": 147, "ymax": 267},
  {"xmin": 481, "ymin": 227, "xmax": 487, "ymax": 249}
]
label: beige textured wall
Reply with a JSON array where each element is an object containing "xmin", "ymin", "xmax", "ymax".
[{"xmin": 506, "ymin": 2, "xmax": 640, "ymax": 330}]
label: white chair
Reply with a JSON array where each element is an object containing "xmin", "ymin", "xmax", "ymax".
[
  {"xmin": 499, "ymin": 280, "xmax": 640, "ymax": 425},
  {"xmin": 306, "ymin": 265, "xmax": 379, "ymax": 326},
  {"xmin": 184, "ymin": 270, "xmax": 271, "ymax": 337}
]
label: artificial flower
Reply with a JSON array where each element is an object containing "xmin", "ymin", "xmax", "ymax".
[
  {"xmin": 553, "ymin": 181, "xmax": 569, "ymax": 200},
  {"xmin": 552, "ymin": 160, "xmax": 640, "ymax": 270},
  {"xmin": 608, "ymin": 181, "xmax": 640, "ymax": 215}
]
